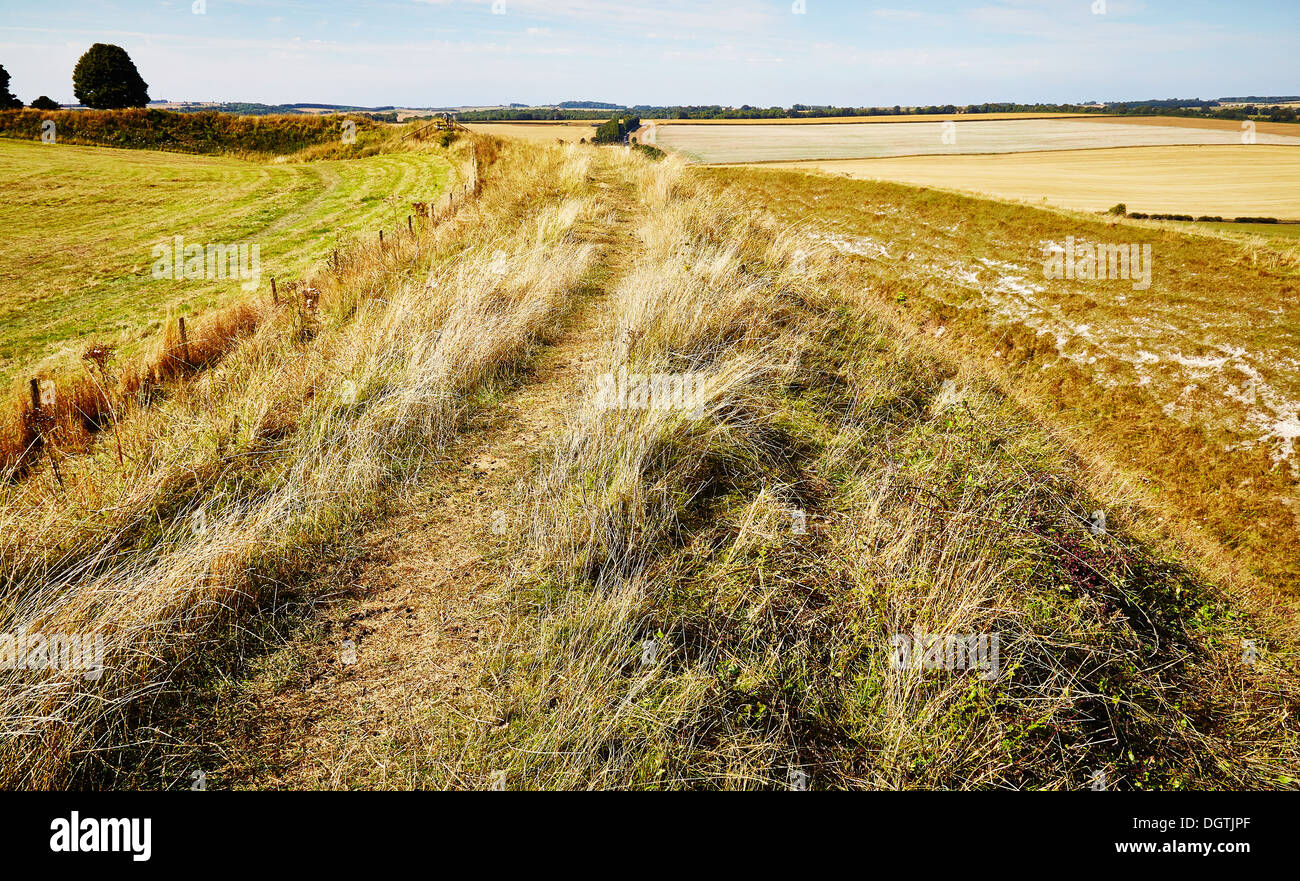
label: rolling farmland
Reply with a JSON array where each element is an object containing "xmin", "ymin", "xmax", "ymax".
[
  {"xmin": 651, "ymin": 116, "xmax": 1300, "ymax": 164},
  {"xmin": 5, "ymin": 0, "xmax": 1300, "ymax": 811},
  {"xmin": 1, "ymin": 123, "xmax": 1298, "ymax": 796}
]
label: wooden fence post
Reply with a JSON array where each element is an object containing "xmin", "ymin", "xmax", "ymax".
[
  {"xmin": 379, "ymin": 229, "xmax": 384, "ymax": 246},
  {"xmin": 29, "ymin": 377, "xmax": 62, "ymax": 486},
  {"xmin": 271, "ymin": 275, "xmax": 278, "ymax": 305},
  {"xmin": 408, "ymin": 215, "xmax": 413, "ymax": 235}
]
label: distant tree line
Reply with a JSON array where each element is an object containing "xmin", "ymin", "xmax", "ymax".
[
  {"xmin": 169, "ymin": 102, "xmax": 403, "ymax": 118},
  {"xmin": 1100, "ymin": 100, "xmax": 1298, "ymax": 123},
  {"xmin": 557, "ymin": 100, "xmax": 623, "ymax": 109},
  {"xmin": 456, "ymin": 100, "xmax": 1300, "ymax": 125}
]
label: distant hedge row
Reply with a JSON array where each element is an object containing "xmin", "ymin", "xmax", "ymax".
[
  {"xmin": 1126, "ymin": 211, "xmax": 1281, "ymax": 224},
  {"xmin": 0, "ymin": 108, "xmax": 380, "ymax": 156}
]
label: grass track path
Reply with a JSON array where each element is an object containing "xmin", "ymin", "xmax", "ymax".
[{"xmin": 215, "ymin": 161, "xmax": 642, "ymax": 788}]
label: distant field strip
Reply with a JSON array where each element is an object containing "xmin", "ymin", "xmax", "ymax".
[
  {"xmin": 0, "ymin": 139, "xmax": 450, "ymax": 385},
  {"xmin": 465, "ymin": 122, "xmax": 599, "ymax": 142},
  {"xmin": 654, "ymin": 118, "xmax": 1300, "ymax": 164},
  {"xmin": 647, "ymin": 112, "xmax": 1097, "ymax": 125},
  {"xmin": 757, "ymin": 146, "xmax": 1300, "ymax": 219}
]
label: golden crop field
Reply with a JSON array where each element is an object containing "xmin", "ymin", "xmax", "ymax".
[
  {"xmin": 1091, "ymin": 115, "xmax": 1300, "ymax": 137},
  {"xmin": 756, "ymin": 145, "xmax": 1300, "ymax": 219},
  {"xmin": 465, "ymin": 121, "xmax": 600, "ymax": 142},
  {"xmin": 650, "ymin": 116, "xmax": 1300, "ymax": 164}
]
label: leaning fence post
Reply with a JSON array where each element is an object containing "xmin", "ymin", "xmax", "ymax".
[
  {"xmin": 178, "ymin": 316, "xmax": 191, "ymax": 366},
  {"xmin": 29, "ymin": 377, "xmax": 62, "ymax": 486},
  {"xmin": 271, "ymin": 275, "xmax": 278, "ymax": 305}
]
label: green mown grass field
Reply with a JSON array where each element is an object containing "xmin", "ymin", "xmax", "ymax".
[{"xmin": 0, "ymin": 138, "xmax": 451, "ymax": 386}]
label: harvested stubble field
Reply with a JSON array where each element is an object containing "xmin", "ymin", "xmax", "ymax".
[
  {"xmin": 757, "ymin": 145, "xmax": 1300, "ymax": 220},
  {"xmin": 0, "ymin": 137, "xmax": 452, "ymax": 386},
  {"xmin": 653, "ymin": 116, "xmax": 1300, "ymax": 165},
  {"xmin": 2, "ymin": 133, "xmax": 1298, "ymax": 792}
]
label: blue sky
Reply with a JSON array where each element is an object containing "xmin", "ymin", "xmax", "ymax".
[{"xmin": 0, "ymin": 0, "xmax": 1295, "ymax": 107}]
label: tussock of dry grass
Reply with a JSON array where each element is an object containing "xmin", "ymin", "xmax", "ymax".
[
  {"xmin": 442, "ymin": 152, "xmax": 1300, "ymax": 790},
  {"xmin": 0, "ymin": 137, "xmax": 603, "ymax": 788}
]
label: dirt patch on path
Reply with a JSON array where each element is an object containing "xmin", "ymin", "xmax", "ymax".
[{"xmin": 203, "ymin": 161, "xmax": 642, "ymax": 789}]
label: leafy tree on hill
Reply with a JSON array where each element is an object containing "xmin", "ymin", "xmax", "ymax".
[
  {"xmin": 29, "ymin": 95, "xmax": 60, "ymax": 111},
  {"xmin": 72, "ymin": 44, "xmax": 149, "ymax": 109},
  {"xmin": 0, "ymin": 64, "xmax": 23, "ymax": 109},
  {"xmin": 593, "ymin": 115, "xmax": 641, "ymax": 144}
]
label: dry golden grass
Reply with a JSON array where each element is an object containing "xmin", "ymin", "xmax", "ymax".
[
  {"xmin": 753, "ymin": 145, "xmax": 1300, "ymax": 219},
  {"xmin": 428, "ymin": 153, "xmax": 1300, "ymax": 790},
  {"xmin": 705, "ymin": 165, "xmax": 1300, "ymax": 603},
  {"xmin": 0, "ymin": 136, "xmax": 608, "ymax": 788},
  {"xmin": 4, "ymin": 140, "xmax": 1299, "ymax": 791}
]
